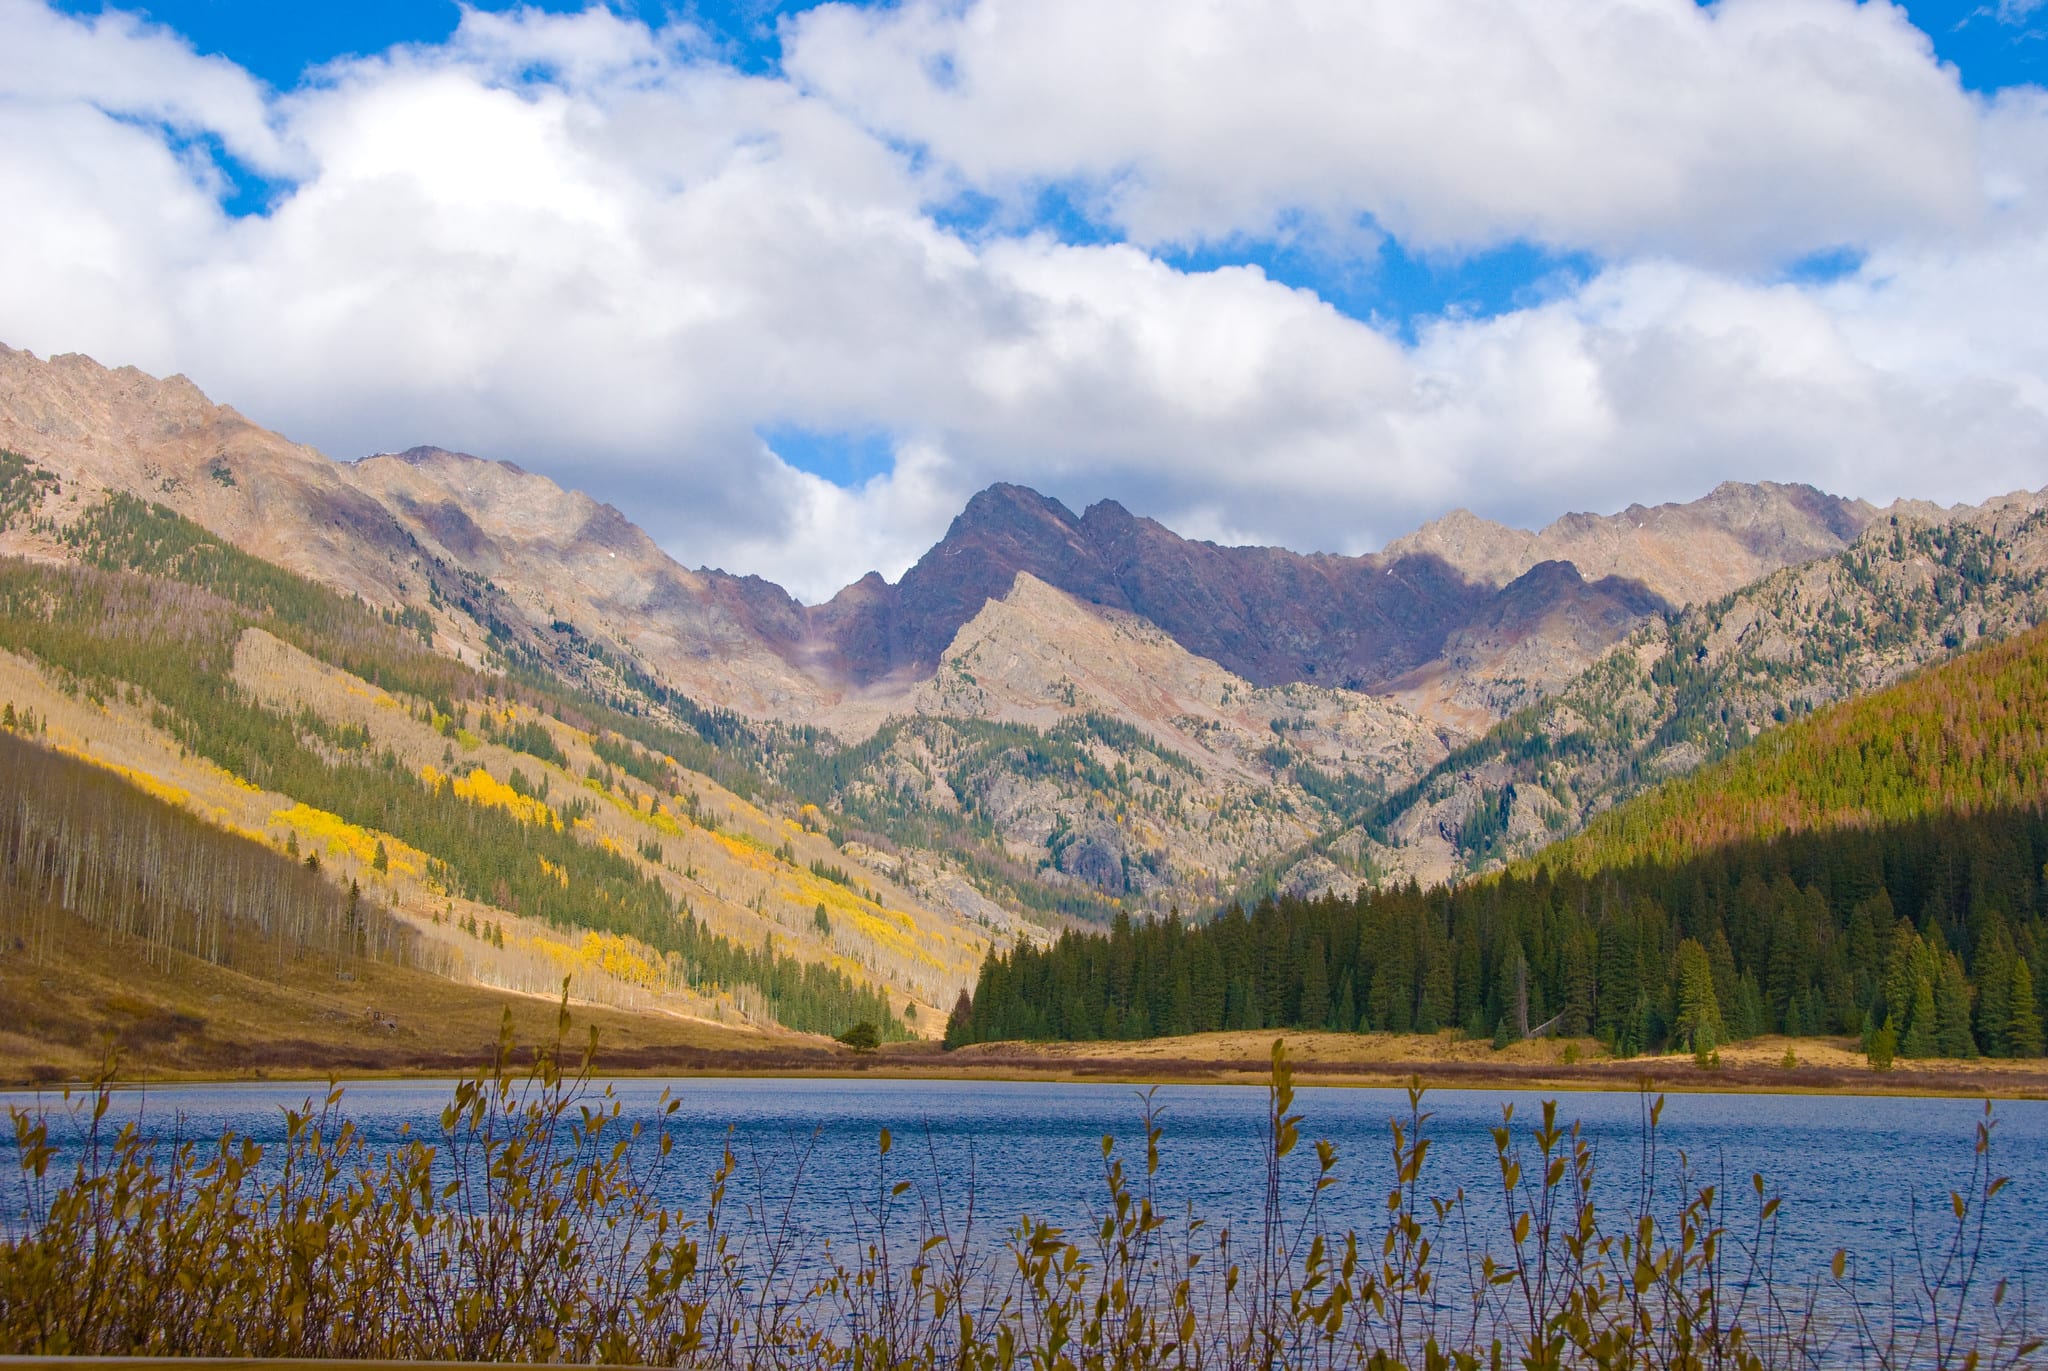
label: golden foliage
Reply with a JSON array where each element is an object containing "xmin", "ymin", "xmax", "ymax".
[{"xmin": 422, "ymin": 763, "xmax": 562, "ymax": 831}]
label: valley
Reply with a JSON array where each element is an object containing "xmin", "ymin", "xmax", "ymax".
[{"xmin": 2, "ymin": 340, "xmax": 2045, "ymax": 1079}]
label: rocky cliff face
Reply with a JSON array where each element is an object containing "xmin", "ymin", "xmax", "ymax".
[
  {"xmin": 345, "ymin": 447, "xmax": 846, "ymax": 717},
  {"xmin": 807, "ymin": 477, "xmax": 1877, "ymax": 718},
  {"xmin": 0, "ymin": 345, "xmax": 429, "ymax": 609}
]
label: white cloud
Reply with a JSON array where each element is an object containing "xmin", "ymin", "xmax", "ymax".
[
  {"xmin": 0, "ymin": 0, "xmax": 289, "ymax": 172},
  {"xmin": 785, "ymin": 0, "xmax": 1986, "ymax": 264},
  {"xmin": 0, "ymin": 0, "xmax": 2043, "ymax": 605}
]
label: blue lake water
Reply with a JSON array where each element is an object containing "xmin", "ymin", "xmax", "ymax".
[{"xmin": 4, "ymin": 1077, "xmax": 2044, "ymax": 1302}]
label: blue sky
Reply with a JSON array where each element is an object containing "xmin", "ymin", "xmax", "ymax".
[
  {"xmin": 58, "ymin": 0, "xmax": 2048, "ymax": 331},
  {"xmin": 8, "ymin": 0, "xmax": 2048, "ymax": 598}
]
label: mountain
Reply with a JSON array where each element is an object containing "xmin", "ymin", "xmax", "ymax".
[
  {"xmin": 0, "ymin": 475, "xmax": 1021, "ymax": 1046},
  {"xmin": 1384, "ymin": 482, "xmax": 1877, "ymax": 607},
  {"xmin": 807, "ymin": 479, "xmax": 1876, "ymax": 709},
  {"xmin": 1547, "ymin": 606, "xmax": 2048, "ymax": 875},
  {"xmin": 0, "ymin": 338, "xmax": 2008, "ymax": 940},
  {"xmin": 0, "ymin": 345, "xmax": 1881, "ymax": 743},
  {"xmin": 1279, "ymin": 490, "xmax": 2048, "ymax": 891},
  {"xmin": 345, "ymin": 445, "xmax": 838, "ymax": 717},
  {"xmin": 949, "ymin": 616, "xmax": 2048, "ymax": 1060}
]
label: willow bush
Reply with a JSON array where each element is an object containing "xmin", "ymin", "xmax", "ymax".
[{"xmin": 1, "ymin": 1012, "xmax": 2037, "ymax": 1368}]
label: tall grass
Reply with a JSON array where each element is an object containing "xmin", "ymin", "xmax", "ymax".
[{"xmin": 1, "ymin": 1006, "xmax": 2037, "ymax": 1368}]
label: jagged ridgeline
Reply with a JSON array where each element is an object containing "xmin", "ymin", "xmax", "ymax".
[
  {"xmin": 0, "ymin": 727, "xmax": 412, "ymax": 973},
  {"xmin": 0, "ymin": 488, "xmax": 903, "ymax": 1039},
  {"xmin": 953, "ymin": 621, "xmax": 2048, "ymax": 1057},
  {"xmin": 1250, "ymin": 503, "xmax": 2048, "ymax": 893}
]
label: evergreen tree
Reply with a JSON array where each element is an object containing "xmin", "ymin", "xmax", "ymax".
[
  {"xmin": 943, "ymin": 989, "xmax": 974, "ymax": 1050},
  {"xmin": 1901, "ymin": 977, "xmax": 1938, "ymax": 1058},
  {"xmin": 1974, "ymin": 928, "xmax": 2014, "ymax": 1057},
  {"xmin": 1418, "ymin": 949, "xmax": 1453, "ymax": 1033},
  {"xmin": 1300, "ymin": 935, "xmax": 1330, "ymax": 1029},
  {"xmin": 1883, "ymin": 920, "xmax": 1930, "ymax": 1039},
  {"xmin": 1933, "ymin": 952, "xmax": 1978, "ymax": 1058},
  {"xmin": 2010, "ymin": 959, "xmax": 2045, "ymax": 1057},
  {"xmin": 1557, "ymin": 932, "xmax": 1595, "ymax": 1036},
  {"xmin": 1492, "ymin": 940, "xmax": 1529, "ymax": 1047},
  {"xmin": 1672, "ymin": 938, "xmax": 1723, "ymax": 1054},
  {"xmin": 1707, "ymin": 930, "xmax": 1742, "ymax": 1040}
]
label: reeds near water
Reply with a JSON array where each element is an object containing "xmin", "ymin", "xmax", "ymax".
[{"xmin": 1, "ymin": 1006, "xmax": 2038, "ymax": 1369}]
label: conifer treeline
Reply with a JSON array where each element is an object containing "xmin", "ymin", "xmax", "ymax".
[
  {"xmin": 949, "ymin": 805, "xmax": 2048, "ymax": 1058},
  {"xmin": 0, "ymin": 729, "xmax": 412, "ymax": 973}
]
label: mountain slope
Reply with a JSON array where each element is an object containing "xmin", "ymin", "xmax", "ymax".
[
  {"xmin": 1547, "ymin": 613, "xmax": 2048, "ymax": 875},
  {"xmin": 808, "ymin": 479, "xmax": 1870, "ymax": 703},
  {"xmin": 789, "ymin": 572, "xmax": 1450, "ymax": 908},
  {"xmin": 1289, "ymin": 492, "xmax": 2048, "ymax": 890},
  {"xmin": 950, "ymin": 620, "xmax": 2048, "ymax": 1058},
  {"xmin": 0, "ymin": 341, "xmax": 1964, "ymax": 939},
  {"xmin": 1384, "ymin": 481, "xmax": 1877, "ymax": 607},
  {"xmin": 0, "ymin": 487, "xmax": 1011, "ymax": 1038},
  {"xmin": 0, "ymin": 345, "xmax": 1880, "ymax": 738}
]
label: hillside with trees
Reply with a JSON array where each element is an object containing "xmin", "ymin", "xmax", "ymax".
[
  {"xmin": 952, "ymin": 621, "xmax": 2048, "ymax": 1060},
  {"xmin": 1258, "ymin": 497, "xmax": 2048, "ymax": 895},
  {"xmin": 0, "ymin": 479, "xmax": 950, "ymax": 1043}
]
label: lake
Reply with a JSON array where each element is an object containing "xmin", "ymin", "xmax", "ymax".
[{"xmin": 5, "ymin": 1074, "xmax": 2043, "ymax": 1305}]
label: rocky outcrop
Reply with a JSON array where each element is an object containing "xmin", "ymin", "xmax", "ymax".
[
  {"xmin": 813, "ymin": 484, "xmax": 1635, "ymax": 697},
  {"xmin": 1385, "ymin": 481, "xmax": 1878, "ymax": 608}
]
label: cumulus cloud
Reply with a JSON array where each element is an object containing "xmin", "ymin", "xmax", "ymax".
[
  {"xmin": 0, "ymin": 0, "xmax": 288, "ymax": 172},
  {"xmin": 0, "ymin": 0, "xmax": 2043, "ymax": 603},
  {"xmin": 785, "ymin": 0, "xmax": 1985, "ymax": 264}
]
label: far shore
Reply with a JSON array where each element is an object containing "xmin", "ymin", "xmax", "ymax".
[{"xmin": 9, "ymin": 1028, "xmax": 2047, "ymax": 1100}]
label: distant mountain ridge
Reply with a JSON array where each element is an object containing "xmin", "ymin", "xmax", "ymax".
[
  {"xmin": 1385, "ymin": 482, "xmax": 1878, "ymax": 606},
  {"xmin": 6, "ymin": 338, "xmax": 2048, "ymax": 951},
  {"xmin": 1258, "ymin": 489, "xmax": 2048, "ymax": 898},
  {"xmin": 0, "ymin": 344, "xmax": 1883, "ymax": 745}
]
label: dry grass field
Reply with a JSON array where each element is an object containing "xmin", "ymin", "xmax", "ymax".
[
  {"xmin": 915, "ymin": 1027, "xmax": 2048, "ymax": 1097},
  {"xmin": 0, "ymin": 905, "xmax": 858, "ymax": 1086}
]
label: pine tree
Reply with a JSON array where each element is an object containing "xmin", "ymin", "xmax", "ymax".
[
  {"xmin": 1418, "ymin": 952, "xmax": 1454, "ymax": 1033},
  {"xmin": 1707, "ymin": 930, "xmax": 1742, "ymax": 1040},
  {"xmin": 1883, "ymin": 920, "xmax": 1929, "ymax": 1036},
  {"xmin": 1673, "ymin": 938, "xmax": 1723, "ymax": 1054},
  {"xmin": 1901, "ymin": 977, "xmax": 1938, "ymax": 1058},
  {"xmin": 1974, "ymin": 929, "xmax": 2014, "ymax": 1057},
  {"xmin": 1492, "ymin": 940, "xmax": 1529, "ymax": 1046},
  {"xmin": 1299, "ymin": 935, "xmax": 1330, "ymax": 1029},
  {"xmin": 1933, "ymin": 952, "xmax": 1977, "ymax": 1058},
  {"xmin": 2010, "ymin": 959, "xmax": 2045, "ymax": 1057},
  {"xmin": 1558, "ymin": 933, "xmax": 1595, "ymax": 1036}
]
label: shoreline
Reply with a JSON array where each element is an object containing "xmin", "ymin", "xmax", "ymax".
[{"xmin": 9, "ymin": 1031, "xmax": 2048, "ymax": 1100}]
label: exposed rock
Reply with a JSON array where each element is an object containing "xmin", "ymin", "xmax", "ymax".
[{"xmin": 1386, "ymin": 481, "xmax": 1879, "ymax": 608}]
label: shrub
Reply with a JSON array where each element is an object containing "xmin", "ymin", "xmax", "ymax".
[{"xmin": 1, "ymin": 1026, "xmax": 2036, "ymax": 1368}]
